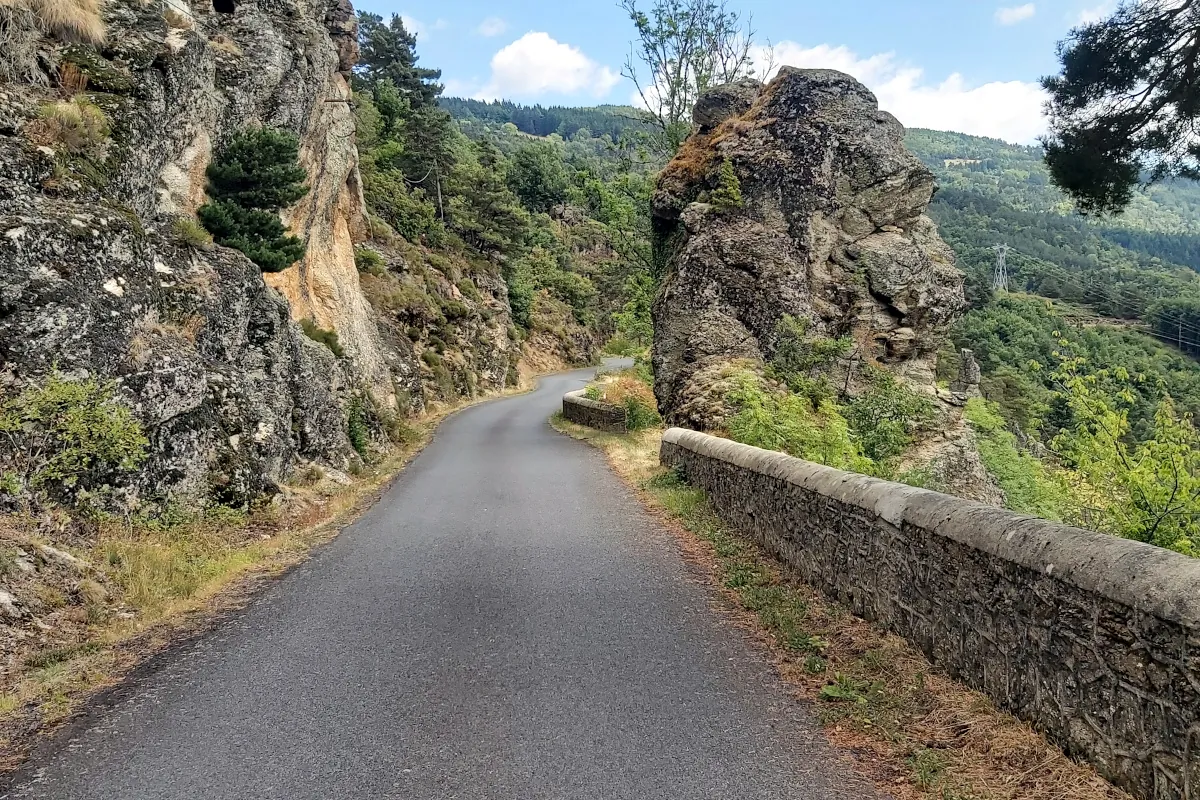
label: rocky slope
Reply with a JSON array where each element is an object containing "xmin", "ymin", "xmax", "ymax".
[{"xmin": 0, "ymin": 0, "xmax": 560, "ymax": 509}]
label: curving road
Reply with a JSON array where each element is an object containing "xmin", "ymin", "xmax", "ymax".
[{"xmin": 4, "ymin": 363, "xmax": 880, "ymax": 800}]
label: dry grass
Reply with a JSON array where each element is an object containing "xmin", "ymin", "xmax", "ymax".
[
  {"xmin": 0, "ymin": 0, "xmax": 106, "ymax": 43},
  {"xmin": 659, "ymin": 130, "xmax": 717, "ymax": 186},
  {"xmin": 162, "ymin": 6, "xmax": 191, "ymax": 29},
  {"xmin": 24, "ymin": 95, "xmax": 109, "ymax": 157},
  {"xmin": 592, "ymin": 375, "xmax": 656, "ymax": 410},
  {"xmin": 56, "ymin": 61, "xmax": 87, "ymax": 95},
  {"xmin": 207, "ymin": 33, "xmax": 241, "ymax": 56},
  {"xmin": 171, "ymin": 216, "xmax": 213, "ymax": 251},
  {"xmin": 552, "ymin": 419, "xmax": 1132, "ymax": 800},
  {"xmin": 0, "ymin": 5, "xmax": 48, "ymax": 86}
]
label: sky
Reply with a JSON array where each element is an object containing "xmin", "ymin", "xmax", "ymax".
[{"xmin": 352, "ymin": 0, "xmax": 1120, "ymax": 144}]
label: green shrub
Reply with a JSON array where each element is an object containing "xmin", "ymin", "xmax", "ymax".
[
  {"xmin": 726, "ymin": 372, "xmax": 874, "ymax": 474},
  {"xmin": 0, "ymin": 370, "xmax": 147, "ymax": 504},
  {"xmin": 347, "ymin": 396, "xmax": 370, "ymax": 459},
  {"xmin": 440, "ymin": 298, "xmax": 471, "ymax": 320},
  {"xmin": 709, "ymin": 157, "xmax": 744, "ymax": 211},
  {"xmin": 623, "ymin": 395, "xmax": 661, "ymax": 431},
  {"xmin": 198, "ymin": 127, "xmax": 309, "ymax": 273},
  {"xmin": 965, "ymin": 398, "xmax": 1069, "ymax": 520},
  {"xmin": 844, "ymin": 370, "xmax": 937, "ymax": 464},
  {"xmin": 172, "ymin": 216, "xmax": 213, "ymax": 250},
  {"xmin": 456, "ymin": 278, "xmax": 482, "ymax": 302},
  {"xmin": 507, "ymin": 275, "xmax": 534, "ymax": 329},
  {"xmin": 602, "ymin": 337, "xmax": 641, "ymax": 357},
  {"xmin": 767, "ymin": 315, "xmax": 852, "ymax": 405},
  {"xmin": 354, "ymin": 246, "xmax": 385, "ymax": 276},
  {"xmin": 299, "ymin": 319, "xmax": 345, "ymax": 358},
  {"xmin": 421, "ymin": 350, "xmax": 442, "ymax": 367},
  {"xmin": 28, "ymin": 96, "xmax": 109, "ymax": 157}
]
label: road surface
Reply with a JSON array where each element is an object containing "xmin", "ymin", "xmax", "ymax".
[{"xmin": 4, "ymin": 363, "xmax": 881, "ymax": 799}]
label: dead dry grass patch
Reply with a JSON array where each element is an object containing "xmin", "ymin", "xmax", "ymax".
[
  {"xmin": 0, "ymin": 0, "xmax": 106, "ymax": 43},
  {"xmin": 551, "ymin": 418, "xmax": 1130, "ymax": 800}
]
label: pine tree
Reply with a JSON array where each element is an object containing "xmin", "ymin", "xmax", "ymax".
[
  {"xmin": 1042, "ymin": 2, "xmax": 1200, "ymax": 213},
  {"xmin": 198, "ymin": 127, "xmax": 309, "ymax": 273},
  {"xmin": 355, "ymin": 13, "xmax": 443, "ymax": 108}
]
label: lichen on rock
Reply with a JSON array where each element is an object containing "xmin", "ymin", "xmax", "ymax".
[
  {"xmin": 0, "ymin": 0, "xmax": 391, "ymax": 507},
  {"xmin": 651, "ymin": 67, "xmax": 966, "ymax": 430}
]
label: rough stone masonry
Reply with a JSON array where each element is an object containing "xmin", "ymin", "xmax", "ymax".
[{"xmin": 660, "ymin": 428, "xmax": 1200, "ymax": 800}]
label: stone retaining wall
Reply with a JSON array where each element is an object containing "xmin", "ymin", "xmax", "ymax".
[
  {"xmin": 660, "ymin": 427, "xmax": 1200, "ymax": 800},
  {"xmin": 562, "ymin": 389, "xmax": 626, "ymax": 432}
]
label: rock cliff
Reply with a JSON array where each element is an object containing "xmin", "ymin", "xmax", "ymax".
[
  {"xmin": 651, "ymin": 68, "xmax": 965, "ymax": 428},
  {"xmin": 0, "ymin": 0, "xmax": 531, "ymax": 507}
]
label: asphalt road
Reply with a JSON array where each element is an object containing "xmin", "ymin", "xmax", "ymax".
[{"xmin": 4, "ymin": 363, "xmax": 881, "ymax": 800}]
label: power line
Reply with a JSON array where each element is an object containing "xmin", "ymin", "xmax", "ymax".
[
  {"xmin": 1001, "ymin": 247, "xmax": 1200, "ymax": 328},
  {"xmin": 998, "ymin": 247, "xmax": 1200, "ymax": 343}
]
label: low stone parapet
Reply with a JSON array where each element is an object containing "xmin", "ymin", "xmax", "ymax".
[
  {"xmin": 562, "ymin": 389, "xmax": 626, "ymax": 432},
  {"xmin": 660, "ymin": 427, "xmax": 1200, "ymax": 800}
]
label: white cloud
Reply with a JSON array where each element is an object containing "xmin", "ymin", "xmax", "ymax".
[
  {"xmin": 401, "ymin": 15, "xmax": 448, "ymax": 39},
  {"xmin": 995, "ymin": 4, "xmax": 1036, "ymax": 25},
  {"xmin": 472, "ymin": 32, "xmax": 621, "ymax": 100},
  {"xmin": 476, "ymin": 17, "xmax": 508, "ymax": 37},
  {"xmin": 1076, "ymin": 2, "xmax": 1115, "ymax": 23},
  {"xmin": 760, "ymin": 42, "xmax": 1049, "ymax": 143}
]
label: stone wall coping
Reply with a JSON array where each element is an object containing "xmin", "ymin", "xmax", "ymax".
[
  {"xmin": 564, "ymin": 388, "xmax": 622, "ymax": 413},
  {"xmin": 662, "ymin": 427, "xmax": 1200, "ymax": 628}
]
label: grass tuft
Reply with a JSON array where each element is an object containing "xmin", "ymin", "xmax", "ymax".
[
  {"xmin": 25, "ymin": 95, "xmax": 109, "ymax": 157},
  {"xmin": 172, "ymin": 216, "xmax": 213, "ymax": 250}
]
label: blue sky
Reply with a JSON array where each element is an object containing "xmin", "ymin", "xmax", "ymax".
[{"xmin": 353, "ymin": 0, "xmax": 1118, "ymax": 142}]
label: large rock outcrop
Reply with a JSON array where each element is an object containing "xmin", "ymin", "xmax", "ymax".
[
  {"xmin": 651, "ymin": 68, "xmax": 965, "ymax": 427},
  {"xmin": 0, "ymin": 0, "xmax": 386, "ymax": 504}
]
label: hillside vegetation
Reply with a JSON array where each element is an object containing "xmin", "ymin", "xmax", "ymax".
[{"xmin": 445, "ymin": 99, "xmax": 1200, "ymax": 553}]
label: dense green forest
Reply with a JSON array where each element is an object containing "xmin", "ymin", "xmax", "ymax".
[
  {"xmin": 439, "ymin": 98, "xmax": 654, "ymax": 142},
  {"xmin": 907, "ymin": 129, "xmax": 1200, "ymax": 357}
]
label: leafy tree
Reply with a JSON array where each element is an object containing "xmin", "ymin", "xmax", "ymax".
[
  {"xmin": 198, "ymin": 127, "xmax": 309, "ymax": 272},
  {"xmin": 506, "ymin": 140, "xmax": 570, "ymax": 213},
  {"xmin": 613, "ymin": 272, "xmax": 656, "ymax": 346},
  {"xmin": 621, "ymin": 0, "xmax": 761, "ymax": 153},
  {"xmin": 1042, "ymin": 1, "xmax": 1200, "ymax": 213},
  {"xmin": 1048, "ymin": 348, "xmax": 1200, "ymax": 554}
]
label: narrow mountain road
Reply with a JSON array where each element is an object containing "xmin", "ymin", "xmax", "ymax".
[{"xmin": 4, "ymin": 364, "xmax": 882, "ymax": 800}]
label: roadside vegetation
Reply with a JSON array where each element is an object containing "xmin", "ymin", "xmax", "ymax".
[{"xmin": 0, "ymin": 370, "xmax": 528, "ymax": 761}]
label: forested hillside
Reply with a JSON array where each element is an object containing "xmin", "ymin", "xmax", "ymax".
[
  {"xmin": 907, "ymin": 129, "xmax": 1200, "ymax": 355},
  {"xmin": 439, "ymin": 98, "xmax": 654, "ymax": 142}
]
